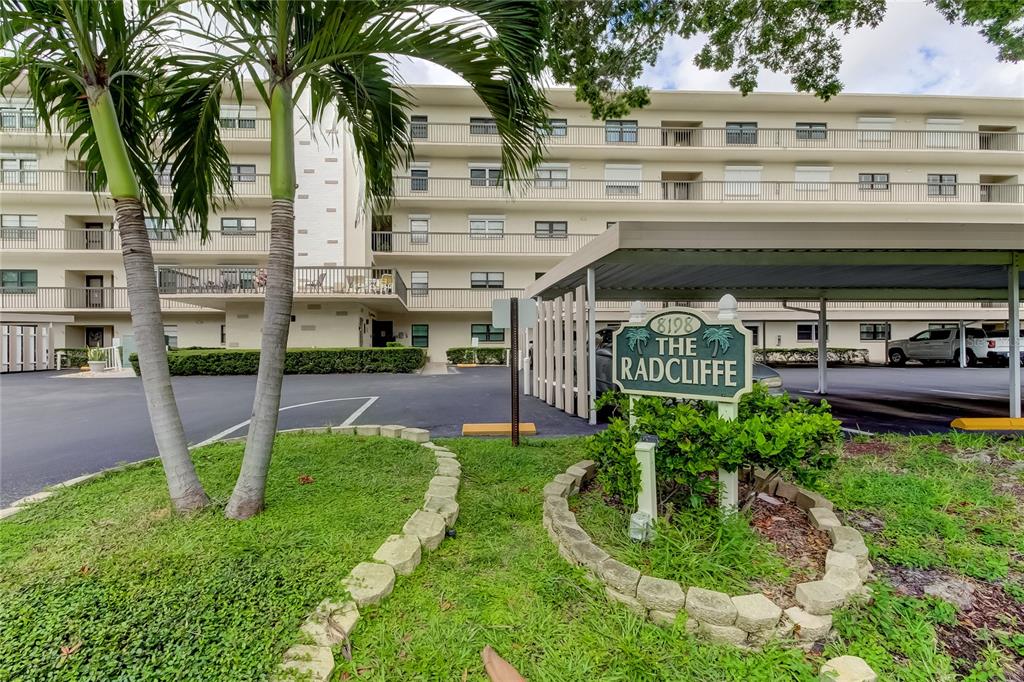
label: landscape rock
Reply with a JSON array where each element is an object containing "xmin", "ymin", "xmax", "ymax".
[
  {"xmin": 430, "ymin": 475, "xmax": 460, "ymax": 490},
  {"xmin": 775, "ymin": 480, "xmax": 799, "ymax": 501},
  {"xmin": 332, "ymin": 425, "xmax": 356, "ymax": 435},
  {"xmin": 637, "ymin": 576, "xmax": 687, "ymax": 612},
  {"xmin": 699, "ymin": 622, "xmax": 748, "ymax": 645},
  {"xmin": 828, "ymin": 526, "xmax": 864, "ymax": 546},
  {"xmin": 795, "ymin": 581, "xmax": 846, "ymax": 616},
  {"xmin": 685, "ymin": 587, "xmax": 738, "ymax": 626},
  {"xmin": 823, "ymin": 568, "xmax": 862, "ymax": 597},
  {"xmin": 832, "ymin": 539, "xmax": 870, "ymax": 566},
  {"xmin": 605, "ymin": 586, "xmax": 646, "ymax": 615},
  {"xmin": 649, "ymin": 609, "xmax": 679, "ymax": 627},
  {"xmin": 299, "ymin": 600, "xmax": 359, "ymax": 646},
  {"xmin": 573, "ymin": 459, "xmax": 597, "ymax": 481},
  {"xmin": 423, "ymin": 496, "xmax": 459, "ymax": 527},
  {"xmin": 343, "ymin": 562, "xmax": 395, "ymax": 606},
  {"xmin": 402, "ymin": 509, "xmax": 446, "ymax": 550},
  {"xmin": 732, "ymin": 593, "xmax": 782, "ymax": 632},
  {"xmin": 372, "ymin": 534, "xmax": 422, "ymax": 576},
  {"xmin": 819, "ymin": 655, "xmax": 877, "ymax": 681},
  {"xmin": 748, "ymin": 617, "xmax": 795, "ymax": 646},
  {"xmin": 434, "ymin": 450, "xmax": 457, "ymax": 460},
  {"xmin": 808, "ymin": 507, "xmax": 842, "ymax": 530},
  {"xmin": 923, "ymin": 578, "xmax": 976, "ymax": 611},
  {"xmin": 543, "ymin": 480, "xmax": 570, "ymax": 498},
  {"xmin": 436, "ymin": 460, "xmax": 461, "ymax": 478},
  {"xmin": 354, "ymin": 425, "xmax": 381, "ymax": 437},
  {"xmin": 553, "ymin": 472, "xmax": 578, "ymax": 495},
  {"xmin": 796, "ymin": 489, "xmax": 833, "ymax": 511},
  {"xmin": 757, "ymin": 493, "xmax": 783, "ymax": 507},
  {"xmin": 379, "ymin": 425, "xmax": 405, "ymax": 438},
  {"xmin": 598, "ymin": 558, "xmax": 642, "ymax": 595},
  {"xmin": 278, "ymin": 644, "xmax": 334, "ymax": 682},
  {"xmin": 426, "ymin": 481, "xmax": 459, "ymax": 500},
  {"xmin": 401, "ymin": 427, "xmax": 430, "ymax": 443},
  {"xmin": 568, "ymin": 539, "xmax": 609, "ymax": 572},
  {"xmin": 825, "ymin": 550, "xmax": 858, "ymax": 574},
  {"xmin": 565, "ymin": 465, "xmax": 588, "ymax": 487},
  {"xmin": 784, "ymin": 607, "xmax": 833, "ymax": 641}
]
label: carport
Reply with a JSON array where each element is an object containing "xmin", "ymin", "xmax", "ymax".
[{"xmin": 523, "ymin": 221, "xmax": 1022, "ymax": 424}]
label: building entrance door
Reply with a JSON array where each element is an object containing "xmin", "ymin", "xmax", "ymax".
[
  {"xmin": 85, "ymin": 275, "xmax": 104, "ymax": 308},
  {"xmin": 371, "ymin": 320, "xmax": 395, "ymax": 347},
  {"xmin": 84, "ymin": 222, "xmax": 105, "ymax": 250},
  {"xmin": 85, "ymin": 326, "xmax": 104, "ymax": 347}
]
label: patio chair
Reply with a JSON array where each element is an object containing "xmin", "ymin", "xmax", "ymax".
[{"xmin": 299, "ymin": 271, "xmax": 327, "ymax": 292}]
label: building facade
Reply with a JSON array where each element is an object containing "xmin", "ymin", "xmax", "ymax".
[{"xmin": 1, "ymin": 84, "xmax": 1021, "ymax": 371}]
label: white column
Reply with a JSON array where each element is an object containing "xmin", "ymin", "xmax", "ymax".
[
  {"xmin": 536, "ymin": 300, "xmax": 546, "ymax": 400},
  {"xmin": 522, "ymin": 327, "xmax": 531, "ymax": 396},
  {"xmin": 575, "ymin": 284, "xmax": 588, "ymax": 417},
  {"xmin": 817, "ymin": 297, "xmax": 828, "ymax": 395},
  {"xmin": 587, "ymin": 267, "xmax": 597, "ymax": 425},
  {"xmin": 629, "ymin": 440, "xmax": 657, "ymax": 541},
  {"xmin": 554, "ymin": 296, "xmax": 564, "ymax": 410},
  {"xmin": 545, "ymin": 300, "xmax": 556, "ymax": 405},
  {"xmin": 1010, "ymin": 261, "xmax": 1021, "ymax": 419},
  {"xmin": 717, "ymin": 294, "xmax": 740, "ymax": 513},
  {"xmin": 563, "ymin": 292, "xmax": 575, "ymax": 414},
  {"xmin": 958, "ymin": 319, "xmax": 967, "ymax": 368}
]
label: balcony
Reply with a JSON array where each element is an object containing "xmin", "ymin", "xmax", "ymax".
[
  {"xmin": 412, "ymin": 123, "xmax": 1023, "ymax": 153},
  {"xmin": 0, "ymin": 227, "xmax": 272, "ymax": 253},
  {"xmin": 406, "ymin": 287, "xmax": 525, "ymax": 311},
  {"xmin": 0, "ymin": 286, "xmax": 212, "ymax": 312},
  {"xmin": 393, "ymin": 177, "xmax": 1024, "ymax": 206},
  {"xmin": 0, "ymin": 170, "xmax": 271, "ymax": 197},
  {"xmin": 1, "ymin": 118, "xmax": 271, "ymax": 141},
  {"xmin": 371, "ymin": 231, "xmax": 594, "ymax": 256}
]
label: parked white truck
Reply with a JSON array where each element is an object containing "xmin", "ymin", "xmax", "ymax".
[
  {"xmin": 886, "ymin": 327, "xmax": 987, "ymax": 366},
  {"xmin": 972, "ymin": 329, "xmax": 1024, "ymax": 366}
]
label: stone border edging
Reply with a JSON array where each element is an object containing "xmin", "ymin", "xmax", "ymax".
[{"xmin": 541, "ymin": 463, "xmax": 875, "ymax": 654}]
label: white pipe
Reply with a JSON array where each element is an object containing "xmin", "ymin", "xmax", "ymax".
[
  {"xmin": 587, "ymin": 267, "xmax": 597, "ymax": 425},
  {"xmin": 958, "ymin": 320, "xmax": 967, "ymax": 368},
  {"xmin": 817, "ymin": 297, "xmax": 827, "ymax": 395},
  {"xmin": 1010, "ymin": 260, "xmax": 1021, "ymax": 419}
]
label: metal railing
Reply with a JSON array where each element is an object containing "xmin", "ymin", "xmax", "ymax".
[
  {"xmin": 597, "ymin": 300, "xmax": 1012, "ymax": 311},
  {"xmin": 2, "ymin": 118, "xmax": 272, "ymax": 140},
  {"xmin": 393, "ymin": 177, "xmax": 1024, "ymax": 204},
  {"xmin": 371, "ymin": 231, "xmax": 594, "ymax": 254},
  {"xmin": 411, "ymin": 123, "xmax": 1024, "ymax": 152},
  {"xmin": 0, "ymin": 286, "xmax": 208, "ymax": 311},
  {"xmin": 405, "ymin": 287, "xmax": 525, "ymax": 310},
  {"xmin": 155, "ymin": 266, "xmax": 405, "ymax": 299},
  {"xmin": 0, "ymin": 227, "xmax": 272, "ymax": 252},
  {"xmin": 0, "ymin": 170, "xmax": 271, "ymax": 196}
]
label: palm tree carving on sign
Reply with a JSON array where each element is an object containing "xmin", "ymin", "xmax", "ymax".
[
  {"xmin": 702, "ymin": 326, "xmax": 735, "ymax": 357},
  {"xmin": 624, "ymin": 327, "xmax": 652, "ymax": 354}
]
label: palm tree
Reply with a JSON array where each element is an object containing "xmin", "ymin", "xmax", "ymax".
[
  {"xmin": 0, "ymin": 0, "xmax": 210, "ymax": 512},
  {"xmin": 702, "ymin": 326, "xmax": 734, "ymax": 357},
  {"xmin": 161, "ymin": 0, "xmax": 550, "ymax": 519}
]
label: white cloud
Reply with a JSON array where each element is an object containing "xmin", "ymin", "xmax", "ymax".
[{"xmin": 397, "ymin": 1, "xmax": 1023, "ymax": 97}]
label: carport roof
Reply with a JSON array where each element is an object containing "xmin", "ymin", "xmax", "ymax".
[{"xmin": 525, "ymin": 221, "xmax": 1024, "ymax": 302}]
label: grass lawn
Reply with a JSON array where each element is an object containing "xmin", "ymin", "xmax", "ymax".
[
  {"xmin": 0, "ymin": 433, "xmax": 434, "ymax": 681},
  {"xmin": 2, "ymin": 432, "xmax": 1022, "ymax": 681}
]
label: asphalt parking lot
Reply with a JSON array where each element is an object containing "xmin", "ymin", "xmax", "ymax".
[{"xmin": 1, "ymin": 364, "xmax": 1020, "ymax": 505}]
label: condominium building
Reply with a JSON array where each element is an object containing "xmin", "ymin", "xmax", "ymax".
[{"xmin": 1, "ymin": 83, "xmax": 1021, "ymax": 371}]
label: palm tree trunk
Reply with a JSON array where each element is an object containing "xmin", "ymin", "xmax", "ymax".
[
  {"xmin": 117, "ymin": 200, "xmax": 210, "ymax": 512},
  {"xmin": 225, "ymin": 81, "xmax": 296, "ymax": 520}
]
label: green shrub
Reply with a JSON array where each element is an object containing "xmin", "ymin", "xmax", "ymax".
[
  {"xmin": 445, "ymin": 347, "xmax": 507, "ymax": 364},
  {"xmin": 56, "ymin": 347, "xmax": 89, "ymax": 367},
  {"xmin": 130, "ymin": 347, "xmax": 426, "ymax": 376},
  {"xmin": 586, "ymin": 384, "xmax": 841, "ymax": 510},
  {"xmin": 86, "ymin": 347, "xmax": 106, "ymax": 362},
  {"xmin": 754, "ymin": 347, "xmax": 869, "ymax": 365}
]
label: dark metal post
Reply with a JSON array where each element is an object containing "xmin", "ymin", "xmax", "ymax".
[{"xmin": 510, "ymin": 296, "xmax": 520, "ymax": 446}]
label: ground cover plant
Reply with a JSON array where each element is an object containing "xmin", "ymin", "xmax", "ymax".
[{"xmin": 0, "ymin": 433, "xmax": 433, "ymax": 680}]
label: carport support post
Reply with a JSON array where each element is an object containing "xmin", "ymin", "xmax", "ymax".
[
  {"xmin": 587, "ymin": 267, "xmax": 597, "ymax": 425},
  {"xmin": 1010, "ymin": 261, "xmax": 1021, "ymax": 418},
  {"xmin": 717, "ymin": 295, "xmax": 739, "ymax": 513},
  {"xmin": 958, "ymin": 320, "xmax": 967, "ymax": 369},
  {"xmin": 817, "ymin": 297, "xmax": 828, "ymax": 395}
]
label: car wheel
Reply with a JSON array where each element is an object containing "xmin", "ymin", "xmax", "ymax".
[
  {"xmin": 888, "ymin": 348, "xmax": 907, "ymax": 366},
  {"xmin": 965, "ymin": 349, "xmax": 977, "ymax": 367}
]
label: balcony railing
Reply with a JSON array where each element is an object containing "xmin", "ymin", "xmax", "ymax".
[
  {"xmin": 406, "ymin": 287, "xmax": 525, "ymax": 310},
  {"xmin": 371, "ymin": 231, "xmax": 594, "ymax": 254},
  {"xmin": 2, "ymin": 118, "xmax": 271, "ymax": 140},
  {"xmin": 156, "ymin": 266, "xmax": 406, "ymax": 299},
  {"xmin": 598, "ymin": 300, "xmax": 1013, "ymax": 311},
  {"xmin": 411, "ymin": 123, "xmax": 1024, "ymax": 152},
  {"xmin": 393, "ymin": 177, "xmax": 1024, "ymax": 204},
  {"xmin": 0, "ymin": 170, "xmax": 271, "ymax": 196},
  {"xmin": 0, "ymin": 287, "xmax": 209, "ymax": 311},
  {"xmin": 0, "ymin": 227, "xmax": 272, "ymax": 252}
]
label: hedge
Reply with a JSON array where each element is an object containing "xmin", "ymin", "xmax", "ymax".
[
  {"xmin": 56, "ymin": 347, "xmax": 89, "ymax": 367},
  {"xmin": 753, "ymin": 347, "xmax": 869, "ymax": 365},
  {"xmin": 130, "ymin": 347, "xmax": 426, "ymax": 376},
  {"xmin": 446, "ymin": 347, "xmax": 507, "ymax": 365}
]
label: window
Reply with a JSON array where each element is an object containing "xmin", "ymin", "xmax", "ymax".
[
  {"xmin": 857, "ymin": 116, "xmax": 894, "ymax": 145},
  {"xmin": 606, "ymin": 221, "xmax": 618, "ymax": 230},
  {"xmin": 410, "ymin": 271, "xmax": 428, "ymax": 296},
  {"xmin": 220, "ymin": 324, "xmax": 226, "ymax": 345},
  {"xmin": 724, "ymin": 165, "xmax": 762, "ymax": 197},
  {"xmin": 410, "ymin": 115, "xmax": 428, "ymax": 139},
  {"xmin": 796, "ymin": 323, "xmax": 827, "ymax": 342},
  {"xmin": 927, "ymin": 323, "xmax": 958, "ymax": 330},
  {"xmin": 229, "ymin": 164, "xmax": 256, "ymax": 182},
  {"xmin": 469, "ymin": 117, "xmax": 497, "ymax": 134},
  {"xmin": 726, "ymin": 122, "xmax": 758, "ymax": 145},
  {"xmin": 743, "ymin": 323, "xmax": 760, "ymax": 346},
  {"xmin": 410, "ymin": 167, "xmax": 429, "ymax": 192},
  {"xmin": 795, "ymin": 122, "xmax": 827, "ymax": 140},
  {"xmin": 1, "ymin": 214, "xmax": 37, "ymax": 240},
  {"xmin": 471, "ymin": 272, "xmax": 504, "ymax": 288},
  {"xmin": 927, "ymin": 173, "xmax": 957, "ymax": 196},
  {"xmin": 860, "ymin": 323, "xmax": 890, "ymax": 341},
  {"xmin": 926, "ymin": 118, "xmax": 963, "ymax": 149},
  {"xmin": 164, "ymin": 325, "xmax": 179, "ymax": 350},
  {"xmin": 409, "ymin": 216, "xmax": 429, "ymax": 244},
  {"xmin": 221, "ymin": 217, "xmax": 256, "ymax": 233},
  {"xmin": 0, "ymin": 104, "xmax": 36, "ymax": 129},
  {"xmin": 1, "ymin": 269, "xmax": 37, "ymax": 291},
  {"xmin": 220, "ymin": 105, "xmax": 257, "ymax": 129},
  {"xmin": 470, "ymin": 166, "xmax": 502, "ymax": 187},
  {"xmin": 145, "ymin": 217, "xmax": 176, "ymax": 240},
  {"xmin": 469, "ymin": 217, "xmax": 504, "ymax": 239},
  {"xmin": 411, "ymin": 324, "xmax": 429, "ymax": 348},
  {"xmin": 535, "ymin": 220, "xmax": 568, "ymax": 239},
  {"xmin": 153, "ymin": 163, "xmax": 173, "ymax": 185},
  {"xmin": 541, "ymin": 118, "xmax": 568, "ymax": 137},
  {"xmin": 858, "ymin": 173, "xmax": 890, "ymax": 190},
  {"xmin": 794, "ymin": 166, "xmax": 831, "ymax": 192},
  {"xmin": 534, "ymin": 167, "xmax": 568, "ymax": 189},
  {"xmin": 605, "ymin": 120, "xmax": 638, "ymax": 143},
  {"xmin": 1, "ymin": 155, "xmax": 37, "ymax": 185},
  {"xmin": 471, "ymin": 323, "xmax": 504, "ymax": 343},
  {"xmin": 604, "ymin": 164, "xmax": 641, "ymax": 196}
]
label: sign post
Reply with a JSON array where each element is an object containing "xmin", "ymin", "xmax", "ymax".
[
  {"xmin": 492, "ymin": 298, "xmax": 539, "ymax": 447},
  {"xmin": 612, "ymin": 295, "xmax": 753, "ymax": 529}
]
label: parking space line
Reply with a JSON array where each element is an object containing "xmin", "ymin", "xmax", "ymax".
[
  {"xmin": 193, "ymin": 396, "xmax": 379, "ymax": 449},
  {"xmin": 929, "ymin": 389, "xmax": 1006, "ymax": 400}
]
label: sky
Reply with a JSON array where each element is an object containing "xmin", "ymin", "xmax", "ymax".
[{"xmin": 395, "ymin": 1, "xmax": 1024, "ymax": 98}]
